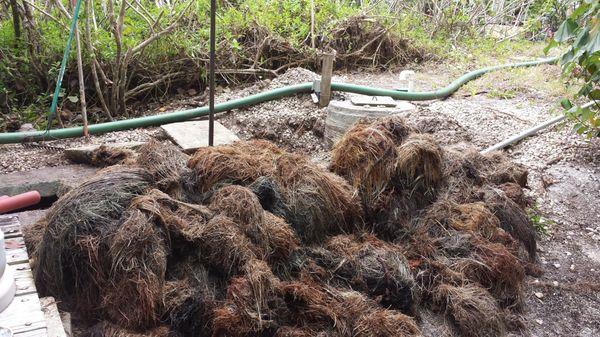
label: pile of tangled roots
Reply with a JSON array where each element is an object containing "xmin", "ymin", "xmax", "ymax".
[{"xmin": 25, "ymin": 116, "xmax": 538, "ymax": 337}]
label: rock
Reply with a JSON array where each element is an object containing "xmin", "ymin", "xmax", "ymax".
[
  {"xmin": 18, "ymin": 123, "xmax": 35, "ymax": 132},
  {"xmin": 535, "ymin": 319, "xmax": 544, "ymax": 325},
  {"xmin": 553, "ymin": 263, "xmax": 561, "ymax": 268},
  {"xmin": 0, "ymin": 165, "xmax": 98, "ymax": 198},
  {"xmin": 187, "ymin": 88, "xmax": 197, "ymax": 96},
  {"xmin": 534, "ymin": 292, "xmax": 544, "ymax": 299},
  {"xmin": 302, "ymin": 100, "xmax": 314, "ymax": 108},
  {"xmin": 552, "ymin": 281, "xmax": 559, "ymax": 287}
]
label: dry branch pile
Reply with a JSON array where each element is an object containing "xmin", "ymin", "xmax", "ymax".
[{"xmin": 27, "ymin": 117, "xmax": 538, "ymax": 337}]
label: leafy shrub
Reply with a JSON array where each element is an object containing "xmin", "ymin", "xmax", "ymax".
[{"xmin": 546, "ymin": 0, "xmax": 599, "ymax": 137}]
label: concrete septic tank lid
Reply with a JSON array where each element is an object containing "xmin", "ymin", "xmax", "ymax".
[
  {"xmin": 324, "ymin": 98, "xmax": 417, "ymax": 148},
  {"xmin": 329, "ymin": 98, "xmax": 416, "ymax": 117},
  {"xmin": 0, "ymin": 231, "xmax": 15, "ymax": 313}
]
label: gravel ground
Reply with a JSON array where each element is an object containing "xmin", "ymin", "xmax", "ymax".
[
  {"xmin": 0, "ymin": 128, "xmax": 163, "ymax": 174},
  {"xmin": 1, "ymin": 59, "xmax": 599, "ymax": 336}
]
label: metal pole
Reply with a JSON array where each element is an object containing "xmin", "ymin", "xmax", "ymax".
[
  {"xmin": 481, "ymin": 101, "xmax": 595, "ymax": 154},
  {"xmin": 208, "ymin": 0, "xmax": 216, "ymax": 146}
]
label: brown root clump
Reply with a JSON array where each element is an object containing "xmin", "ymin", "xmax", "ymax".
[
  {"xmin": 196, "ymin": 215, "xmax": 258, "ymax": 275},
  {"xmin": 161, "ymin": 278, "xmax": 217, "ymax": 337},
  {"xmin": 262, "ymin": 211, "xmax": 300, "ymax": 265},
  {"xmin": 498, "ymin": 182, "xmax": 530, "ymax": 208},
  {"xmin": 186, "ymin": 140, "xmax": 280, "ymax": 196},
  {"xmin": 212, "ymin": 259, "xmax": 282, "ymax": 337},
  {"xmin": 452, "ymin": 238, "xmax": 525, "ymax": 309},
  {"xmin": 483, "ymin": 187, "xmax": 537, "ymax": 260},
  {"xmin": 273, "ymin": 153, "xmax": 362, "ymax": 243},
  {"xmin": 433, "ymin": 283, "xmax": 505, "ymax": 337},
  {"xmin": 419, "ymin": 199, "xmax": 500, "ymax": 239},
  {"xmin": 22, "ymin": 218, "xmax": 48, "ymax": 267},
  {"xmin": 209, "ymin": 184, "xmax": 265, "ymax": 236},
  {"xmin": 129, "ymin": 189, "xmax": 213, "ymax": 246},
  {"xmin": 442, "ymin": 146, "xmax": 529, "ymax": 202},
  {"xmin": 80, "ymin": 145, "xmax": 136, "ymax": 167},
  {"xmin": 395, "ymin": 133, "xmax": 443, "ymax": 193},
  {"xmin": 354, "ymin": 309, "xmax": 421, "ymax": 337},
  {"xmin": 136, "ymin": 140, "xmax": 189, "ymax": 195},
  {"xmin": 33, "ymin": 167, "xmax": 151, "ymax": 315},
  {"xmin": 371, "ymin": 115, "xmax": 413, "ymax": 145},
  {"xmin": 323, "ymin": 234, "xmax": 417, "ymax": 313},
  {"xmin": 103, "ymin": 206, "xmax": 168, "ymax": 329},
  {"xmin": 83, "ymin": 321, "xmax": 173, "ymax": 337},
  {"xmin": 330, "ymin": 120, "xmax": 398, "ymax": 214}
]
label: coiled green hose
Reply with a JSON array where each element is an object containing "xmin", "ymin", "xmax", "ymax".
[{"xmin": 0, "ymin": 56, "xmax": 557, "ymax": 144}]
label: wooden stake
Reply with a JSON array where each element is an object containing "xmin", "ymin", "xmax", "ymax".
[
  {"xmin": 75, "ymin": 15, "xmax": 88, "ymax": 136},
  {"xmin": 310, "ymin": 0, "xmax": 315, "ymax": 49},
  {"xmin": 319, "ymin": 52, "xmax": 334, "ymax": 108}
]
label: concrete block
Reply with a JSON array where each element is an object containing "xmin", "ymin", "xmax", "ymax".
[
  {"xmin": 161, "ymin": 121, "xmax": 239, "ymax": 153},
  {"xmin": 0, "ymin": 165, "xmax": 98, "ymax": 198}
]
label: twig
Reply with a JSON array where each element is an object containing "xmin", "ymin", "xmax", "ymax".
[
  {"xmin": 23, "ymin": 0, "xmax": 68, "ymax": 30},
  {"xmin": 83, "ymin": 0, "xmax": 112, "ymax": 120},
  {"xmin": 125, "ymin": 71, "xmax": 185, "ymax": 98}
]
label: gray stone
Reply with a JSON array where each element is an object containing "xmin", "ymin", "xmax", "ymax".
[
  {"xmin": 161, "ymin": 120, "xmax": 239, "ymax": 153},
  {"xmin": 0, "ymin": 165, "xmax": 98, "ymax": 198}
]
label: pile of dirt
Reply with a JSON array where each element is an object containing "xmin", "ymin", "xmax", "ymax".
[{"xmin": 27, "ymin": 116, "xmax": 538, "ymax": 337}]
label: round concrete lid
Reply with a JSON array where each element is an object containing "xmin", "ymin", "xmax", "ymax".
[{"xmin": 328, "ymin": 99, "xmax": 416, "ymax": 118}]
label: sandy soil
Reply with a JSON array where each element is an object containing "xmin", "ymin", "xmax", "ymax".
[{"xmin": 1, "ymin": 59, "xmax": 599, "ymax": 336}]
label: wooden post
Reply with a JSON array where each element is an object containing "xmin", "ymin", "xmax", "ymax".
[{"xmin": 319, "ymin": 52, "xmax": 334, "ymax": 108}]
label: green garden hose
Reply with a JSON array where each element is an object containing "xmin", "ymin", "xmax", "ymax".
[
  {"xmin": 0, "ymin": 56, "xmax": 558, "ymax": 144},
  {"xmin": 47, "ymin": 0, "xmax": 84, "ymax": 130}
]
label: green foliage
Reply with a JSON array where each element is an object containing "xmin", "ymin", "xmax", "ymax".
[
  {"xmin": 525, "ymin": 0, "xmax": 570, "ymax": 39},
  {"xmin": 528, "ymin": 204, "xmax": 553, "ymax": 235},
  {"xmin": 546, "ymin": 0, "xmax": 599, "ymax": 137}
]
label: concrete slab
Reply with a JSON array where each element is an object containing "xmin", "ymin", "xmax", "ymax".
[
  {"xmin": 161, "ymin": 121, "xmax": 239, "ymax": 153},
  {"xmin": 64, "ymin": 142, "xmax": 145, "ymax": 164},
  {"xmin": 0, "ymin": 165, "xmax": 98, "ymax": 198}
]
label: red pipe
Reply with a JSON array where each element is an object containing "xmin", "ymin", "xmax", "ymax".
[{"xmin": 0, "ymin": 191, "xmax": 41, "ymax": 214}]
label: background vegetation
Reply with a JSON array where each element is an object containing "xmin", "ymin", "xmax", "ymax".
[
  {"xmin": 547, "ymin": 0, "xmax": 599, "ymax": 137},
  {"xmin": 0, "ymin": 0, "xmax": 576, "ymax": 130}
]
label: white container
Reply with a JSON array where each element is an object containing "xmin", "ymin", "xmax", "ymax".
[
  {"xmin": 0, "ymin": 231, "xmax": 16, "ymax": 313},
  {"xmin": 0, "ymin": 231, "xmax": 6, "ymax": 277}
]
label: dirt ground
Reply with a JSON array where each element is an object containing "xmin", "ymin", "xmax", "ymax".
[{"xmin": 1, "ymin": 58, "xmax": 599, "ymax": 336}]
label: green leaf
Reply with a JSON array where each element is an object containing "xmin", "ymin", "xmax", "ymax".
[
  {"xmin": 574, "ymin": 28, "xmax": 590, "ymax": 49},
  {"xmin": 67, "ymin": 95, "xmax": 79, "ymax": 103},
  {"xmin": 555, "ymin": 19, "xmax": 579, "ymax": 43},
  {"xmin": 590, "ymin": 89, "xmax": 600, "ymax": 100},
  {"xmin": 561, "ymin": 99, "xmax": 573, "ymax": 110},
  {"xmin": 561, "ymin": 48, "xmax": 576, "ymax": 64},
  {"xmin": 585, "ymin": 31, "xmax": 600, "ymax": 54},
  {"xmin": 544, "ymin": 39, "xmax": 558, "ymax": 55}
]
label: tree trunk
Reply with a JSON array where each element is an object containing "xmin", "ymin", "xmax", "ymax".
[{"xmin": 10, "ymin": 0, "xmax": 21, "ymax": 41}]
